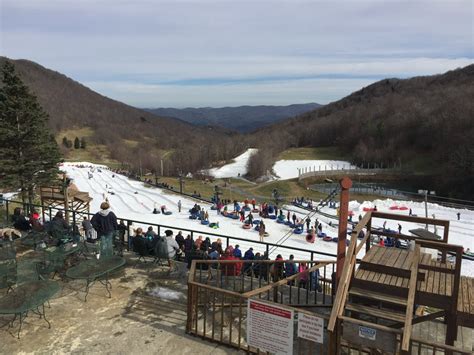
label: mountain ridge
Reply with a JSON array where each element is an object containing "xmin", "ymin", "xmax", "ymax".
[{"xmin": 145, "ymin": 103, "xmax": 322, "ymax": 132}]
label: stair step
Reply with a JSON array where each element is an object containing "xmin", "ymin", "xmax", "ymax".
[
  {"xmin": 346, "ymin": 304, "xmax": 406, "ymax": 323},
  {"xmin": 349, "ymin": 287, "xmax": 407, "ymax": 306}
]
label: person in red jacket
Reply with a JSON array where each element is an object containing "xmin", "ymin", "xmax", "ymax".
[{"xmin": 219, "ymin": 248, "xmax": 242, "ymax": 277}]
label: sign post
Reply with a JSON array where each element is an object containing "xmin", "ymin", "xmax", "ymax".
[
  {"xmin": 247, "ymin": 300, "xmax": 294, "ymax": 355},
  {"xmin": 297, "ymin": 312, "xmax": 324, "ymax": 344}
]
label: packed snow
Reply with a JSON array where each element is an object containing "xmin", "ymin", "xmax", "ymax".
[
  {"xmin": 205, "ymin": 148, "xmax": 354, "ymax": 180},
  {"xmin": 206, "ymin": 148, "xmax": 258, "ymax": 178},
  {"xmin": 60, "ymin": 162, "xmax": 474, "ymax": 276},
  {"xmin": 273, "ymin": 160, "xmax": 356, "ymax": 180}
]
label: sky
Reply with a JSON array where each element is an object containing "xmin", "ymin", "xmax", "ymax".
[{"xmin": 1, "ymin": 0, "xmax": 473, "ymax": 108}]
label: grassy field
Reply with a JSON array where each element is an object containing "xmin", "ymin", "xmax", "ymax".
[
  {"xmin": 56, "ymin": 127, "xmax": 123, "ymax": 169},
  {"xmin": 278, "ymin": 147, "xmax": 350, "ymax": 161}
]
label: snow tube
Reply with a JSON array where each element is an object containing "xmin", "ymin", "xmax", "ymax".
[
  {"xmin": 269, "ymin": 215, "xmax": 277, "ymax": 220},
  {"xmin": 277, "ymin": 215, "xmax": 285, "ymax": 221},
  {"xmin": 201, "ymin": 220, "xmax": 209, "ymax": 225},
  {"xmin": 254, "ymin": 225, "xmax": 260, "ymax": 231},
  {"xmin": 323, "ymin": 236, "xmax": 333, "ymax": 242},
  {"xmin": 317, "ymin": 233, "xmax": 326, "ymax": 238},
  {"xmin": 263, "ymin": 232, "xmax": 270, "ymax": 237},
  {"xmin": 399, "ymin": 206, "xmax": 408, "ymax": 211},
  {"xmin": 289, "ymin": 223, "xmax": 297, "ymax": 229},
  {"xmin": 243, "ymin": 206, "xmax": 251, "ymax": 212},
  {"xmin": 164, "ymin": 211, "xmax": 172, "ymax": 215},
  {"xmin": 332, "ymin": 237, "xmax": 338, "ymax": 242},
  {"xmin": 306, "ymin": 234, "xmax": 315, "ymax": 243},
  {"xmin": 389, "ymin": 206, "xmax": 399, "ymax": 210},
  {"xmin": 189, "ymin": 215, "xmax": 197, "ymax": 220},
  {"xmin": 284, "ymin": 221, "xmax": 292, "ymax": 226},
  {"xmin": 293, "ymin": 228, "xmax": 303, "ymax": 235},
  {"xmin": 209, "ymin": 223, "xmax": 219, "ymax": 228},
  {"xmin": 276, "ymin": 219, "xmax": 285, "ymax": 224},
  {"xmin": 268, "ymin": 207, "xmax": 274, "ymax": 214},
  {"xmin": 252, "ymin": 220, "xmax": 261, "ymax": 225},
  {"xmin": 363, "ymin": 207, "xmax": 375, "ymax": 212},
  {"xmin": 243, "ymin": 224, "xmax": 252, "ymax": 229}
]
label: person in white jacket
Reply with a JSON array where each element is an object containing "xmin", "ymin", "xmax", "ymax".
[{"xmin": 165, "ymin": 230, "xmax": 180, "ymax": 269}]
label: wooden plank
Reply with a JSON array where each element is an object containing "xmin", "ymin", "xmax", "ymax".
[
  {"xmin": 439, "ymin": 262, "xmax": 446, "ymax": 296},
  {"xmin": 349, "ymin": 287, "xmax": 407, "ymax": 306},
  {"xmin": 381, "ymin": 249, "xmax": 403, "ymax": 286},
  {"xmin": 469, "ymin": 278, "xmax": 474, "ymax": 314},
  {"xmin": 395, "ymin": 251, "xmax": 410, "ymax": 287},
  {"xmin": 445, "ymin": 270, "xmax": 453, "ymax": 297},
  {"xmin": 346, "ymin": 304, "xmax": 405, "ymax": 322},
  {"xmin": 432, "ymin": 261, "xmax": 441, "ymax": 295},
  {"xmin": 387, "ymin": 249, "xmax": 409, "ymax": 287},
  {"xmin": 461, "ymin": 277, "xmax": 469, "ymax": 314},
  {"xmin": 364, "ymin": 246, "xmax": 388, "ymax": 282},
  {"xmin": 401, "ymin": 244, "xmax": 420, "ymax": 352},
  {"xmin": 328, "ymin": 236, "xmax": 357, "ymax": 332}
]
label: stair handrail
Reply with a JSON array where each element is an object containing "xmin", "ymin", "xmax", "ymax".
[
  {"xmin": 327, "ymin": 212, "xmax": 373, "ymax": 332},
  {"xmin": 401, "ymin": 243, "xmax": 420, "ymax": 352}
]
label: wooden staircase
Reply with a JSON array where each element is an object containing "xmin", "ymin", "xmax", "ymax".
[{"xmin": 341, "ymin": 245, "xmax": 421, "ymax": 352}]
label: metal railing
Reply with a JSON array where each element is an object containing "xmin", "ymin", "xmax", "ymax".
[{"xmin": 0, "ymin": 197, "xmax": 338, "ymax": 262}]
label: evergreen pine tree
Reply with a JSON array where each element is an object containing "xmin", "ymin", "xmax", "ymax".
[
  {"xmin": 0, "ymin": 61, "xmax": 62, "ymax": 203},
  {"xmin": 80, "ymin": 137, "xmax": 87, "ymax": 149},
  {"xmin": 62, "ymin": 136, "xmax": 69, "ymax": 147},
  {"xmin": 74, "ymin": 136, "xmax": 80, "ymax": 149}
]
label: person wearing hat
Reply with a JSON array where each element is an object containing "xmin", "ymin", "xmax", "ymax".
[
  {"xmin": 91, "ymin": 201, "xmax": 118, "ymax": 257},
  {"xmin": 243, "ymin": 247, "xmax": 255, "ymax": 275},
  {"xmin": 164, "ymin": 230, "xmax": 180, "ymax": 269}
]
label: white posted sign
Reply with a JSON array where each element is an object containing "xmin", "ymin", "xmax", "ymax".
[
  {"xmin": 247, "ymin": 299, "xmax": 294, "ymax": 355},
  {"xmin": 297, "ymin": 313, "xmax": 324, "ymax": 344}
]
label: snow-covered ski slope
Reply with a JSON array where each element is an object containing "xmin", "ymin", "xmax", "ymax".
[
  {"xmin": 61, "ymin": 163, "xmax": 474, "ymax": 276},
  {"xmin": 206, "ymin": 148, "xmax": 258, "ymax": 178},
  {"xmin": 205, "ymin": 148, "xmax": 355, "ymax": 180}
]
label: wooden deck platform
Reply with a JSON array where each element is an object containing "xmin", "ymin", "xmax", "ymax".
[{"xmin": 354, "ymin": 245, "xmax": 474, "ymax": 328}]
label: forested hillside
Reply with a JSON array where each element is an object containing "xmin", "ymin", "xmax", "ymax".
[
  {"xmin": 248, "ymin": 65, "xmax": 474, "ymax": 197},
  {"xmin": 146, "ymin": 103, "xmax": 321, "ymax": 132},
  {"xmin": 0, "ymin": 57, "xmax": 247, "ymax": 174}
]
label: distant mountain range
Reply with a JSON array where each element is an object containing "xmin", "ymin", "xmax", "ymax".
[{"xmin": 145, "ymin": 103, "xmax": 322, "ymax": 132}]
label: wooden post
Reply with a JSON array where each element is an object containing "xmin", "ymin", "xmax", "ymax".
[
  {"xmin": 63, "ymin": 175, "xmax": 70, "ymax": 222},
  {"xmin": 336, "ymin": 177, "xmax": 352, "ymax": 285}
]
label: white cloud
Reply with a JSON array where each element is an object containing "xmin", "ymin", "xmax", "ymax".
[{"xmin": 1, "ymin": 0, "xmax": 473, "ymax": 106}]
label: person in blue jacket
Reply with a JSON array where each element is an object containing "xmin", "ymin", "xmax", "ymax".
[
  {"xmin": 233, "ymin": 244, "xmax": 242, "ymax": 258},
  {"xmin": 91, "ymin": 201, "xmax": 118, "ymax": 257}
]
